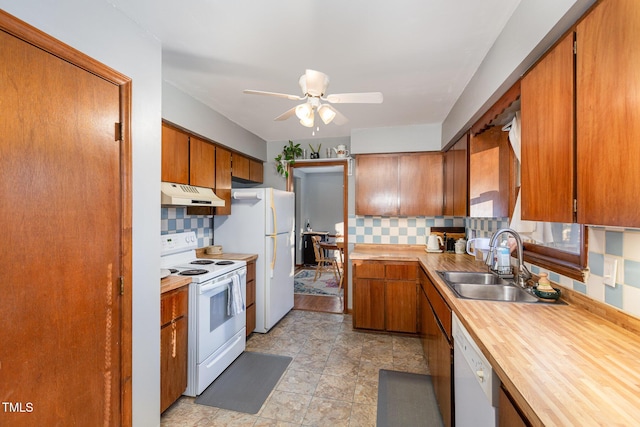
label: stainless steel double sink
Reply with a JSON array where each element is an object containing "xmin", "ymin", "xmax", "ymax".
[{"xmin": 436, "ymin": 271, "xmax": 544, "ymax": 303}]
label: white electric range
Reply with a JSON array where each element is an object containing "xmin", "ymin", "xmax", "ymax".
[{"xmin": 160, "ymin": 232, "xmax": 247, "ymax": 396}]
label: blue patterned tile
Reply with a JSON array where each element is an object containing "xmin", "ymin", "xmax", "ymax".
[
  {"xmin": 390, "ymin": 236, "xmax": 399, "ymax": 244},
  {"xmin": 373, "ymin": 218, "xmax": 381, "ymax": 227},
  {"xmin": 408, "ymin": 218, "xmax": 417, "ymax": 227},
  {"xmin": 573, "ymin": 280, "xmax": 587, "ymax": 294},
  {"xmin": 390, "ymin": 218, "xmax": 398, "ymax": 227},
  {"xmin": 549, "ymin": 272, "xmax": 560, "ymax": 283},
  {"xmin": 605, "ymin": 284, "xmax": 623, "ymax": 308},
  {"xmin": 589, "ymin": 252, "xmax": 604, "ymax": 276},
  {"xmin": 381, "ymin": 227, "xmax": 390, "ymax": 235},
  {"xmin": 624, "ymin": 260, "xmax": 640, "ymax": 288},
  {"xmin": 605, "ymin": 231, "xmax": 624, "ymax": 256},
  {"xmin": 373, "ymin": 235, "xmax": 381, "ymax": 243}
]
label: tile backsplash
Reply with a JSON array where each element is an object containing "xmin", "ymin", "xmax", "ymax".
[
  {"xmin": 348, "ymin": 214, "xmax": 640, "ymax": 318},
  {"xmin": 161, "ymin": 207, "xmax": 213, "ymax": 247},
  {"xmin": 348, "ymin": 215, "xmax": 466, "ymax": 244},
  {"xmin": 528, "ymin": 226, "xmax": 640, "ymax": 318}
]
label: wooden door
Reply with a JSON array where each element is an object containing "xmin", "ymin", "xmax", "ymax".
[
  {"xmin": 521, "ymin": 32, "xmax": 575, "ymax": 222},
  {"xmin": 232, "ymin": 153, "xmax": 250, "ymax": 180},
  {"xmin": 452, "ymin": 135, "xmax": 468, "ymax": 216},
  {"xmin": 249, "ymin": 159, "xmax": 264, "ymax": 183},
  {"xmin": 161, "ymin": 123, "xmax": 189, "ymax": 184},
  {"xmin": 576, "ymin": 0, "xmax": 640, "ymax": 227},
  {"xmin": 355, "ymin": 154, "xmax": 398, "ymax": 215},
  {"xmin": 399, "ymin": 152, "xmax": 443, "ymax": 216},
  {"xmin": 215, "ymin": 146, "xmax": 232, "ymax": 215},
  {"xmin": 0, "ymin": 15, "xmax": 130, "ymax": 426},
  {"xmin": 353, "ymin": 278, "xmax": 385, "ymax": 330},
  {"xmin": 385, "ymin": 281, "xmax": 417, "ymax": 333},
  {"xmin": 189, "ymin": 136, "xmax": 215, "ymax": 188}
]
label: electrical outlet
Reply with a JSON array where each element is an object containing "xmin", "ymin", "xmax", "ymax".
[{"xmin": 603, "ymin": 258, "xmax": 618, "ymax": 287}]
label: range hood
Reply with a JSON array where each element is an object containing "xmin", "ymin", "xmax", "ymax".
[{"xmin": 161, "ymin": 182, "xmax": 225, "ymax": 207}]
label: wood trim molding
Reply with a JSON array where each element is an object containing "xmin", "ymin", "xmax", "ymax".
[
  {"xmin": 0, "ymin": 9, "xmax": 133, "ymax": 425},
  {"xmin": 471, "ymin": 80, "xmax": 521, "ymax": 136},
  {"xmin": 287, "ymin": 159, "xmax": 349, "ymax": 313}
]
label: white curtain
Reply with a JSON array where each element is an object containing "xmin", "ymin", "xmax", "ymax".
[{"xmin": 507, "ymin": 112, "xmax": 554, "ymax": 244}]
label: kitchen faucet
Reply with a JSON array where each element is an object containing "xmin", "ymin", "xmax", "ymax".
[{"xmin": 487, "ymin": 228, "xmax": 532, "ymax": 288}]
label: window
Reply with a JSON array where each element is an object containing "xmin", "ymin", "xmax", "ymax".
[{"xmin": 522, "ymin": 223, "xmax": 587, "ymax": 281}]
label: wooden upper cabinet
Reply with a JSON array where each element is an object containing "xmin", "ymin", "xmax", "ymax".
[
  {"xmin": 161, "ymin": 123, "xmax": 189, "ymax": 185},
  {"xmin": 356, "ymin": 154, "xmax": 399, "ymax": 215},
  {"xmin": 469, "ymin": 126, "xmax": 514, "ymax": 218},
  {"xmin": 189, "ymin": 136, "xmax": 215, "ymax": 189},
  {"xmin": 399, "ymin": 152, "xmax": 443, "ymax": 216},
  {"xmin": 232, "ymin": 153, "xmax": 251, "ymax": 181},
  {"xmin": 215, "ymin": 146, "xmax": 232, "ymax": 215},
  {"xmin": 521, "ymin": 32, "xmax": 575, "ymax": 223},
  {"xmin": 356, "ymin": 152, "xmax": 443, "ymax": 216},
  {"xmin": 444, "ymin": 134, "xmax": 468, "ymax": 217},
  {"xmin": 249, "ymin": 159, "xmax": 264, "ymax": 183},
  {"xmin": 576, "ymin": 0, "xmax": 640, "ymax": 228}
]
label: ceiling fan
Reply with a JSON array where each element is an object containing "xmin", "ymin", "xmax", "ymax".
[{"xmin": 243, "ymin": 69, "xmax": 383, "ymax": 128}]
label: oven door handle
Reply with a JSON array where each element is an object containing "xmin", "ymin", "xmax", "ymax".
[{"xmin": 199, "ymin": 277, "xmax": 234, "ymax": 294}]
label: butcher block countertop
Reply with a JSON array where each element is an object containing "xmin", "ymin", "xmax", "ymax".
[
  {"xmin": 160, "ymin": 275, "xmax": 191, "ymax": 294},
  {"xmin": 351, "ymin": 244, "xmax": 640, "ymax": 427},
  {"xmin": 194, "ymin": 249, "xmax": 258, "ymax": 262}
]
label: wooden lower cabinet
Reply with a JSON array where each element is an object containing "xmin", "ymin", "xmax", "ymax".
[
  {"xmin": 353, "ymin": 277, "xmax": 386, "ymax": 330},
  {"xmin": 419, "ymin": 268, "xmax": 453, "ymax": 427},
  {"xmin": 352, "ymin": 261, "xmax": 417, "ymax": 333},
  {"xmin": 245, "ymin": 260, "xmax": 257, "ymax": 335},
  {"xmin": 498, "ymin": 386, "xmax": 530, "ymax": 427},
  {"xmin": 385, "ymin": 280, "xmax": 418, "ymax": 333},
  {"xmin": 160, "ymin": 286, "xmax": 189, "ymax": 413}
]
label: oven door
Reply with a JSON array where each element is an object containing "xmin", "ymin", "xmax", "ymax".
[{"xmin": 196, "ymin": 270, "xmax": 246, "ymax": 363}]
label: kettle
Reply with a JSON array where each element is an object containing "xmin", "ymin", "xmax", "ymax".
[
  {"xmin": 426, "ymin": 234, "xmax": 444, "ymax": 251},
  {"xmin": 332, "ymin": 144, "xmax": 350, "ymax": 158}
]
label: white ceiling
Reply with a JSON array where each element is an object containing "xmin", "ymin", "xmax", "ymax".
[{"xmin": 110, "ymin": 0, "xmax": 522, "ymax": 142}]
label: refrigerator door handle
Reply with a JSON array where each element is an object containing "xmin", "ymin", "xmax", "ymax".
[
  {"xmin": 270, "ymin": 188, "xmax": 278, "ymax": 235},
  {"xmin": 269, "ymin": 234, "xmax": 276, "ymax": 278}
]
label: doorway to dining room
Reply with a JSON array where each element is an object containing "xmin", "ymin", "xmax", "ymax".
[{"xmin": 287, "ymin": 160, "xmax": 348, "ymax": 314}]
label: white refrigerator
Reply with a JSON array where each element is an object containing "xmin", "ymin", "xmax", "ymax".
[{"xmin": 213, "ymin": 188, "xmax": 295, "ymax": 333}]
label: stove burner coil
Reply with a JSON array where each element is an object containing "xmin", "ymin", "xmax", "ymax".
[
  {"xmin": 179, "ymin": 269, "xmax": 209, "ymax": 276},
  {"xmin": 215, "ymin": 260, "xmax": 234, "ymax": 265},
  {"xmin": 169, "ymin": 268, "xmax": 179, "ymax": 274},
  {"xmin": 191, "ymin": 260, "xmax": 215, "ymax": 265}
]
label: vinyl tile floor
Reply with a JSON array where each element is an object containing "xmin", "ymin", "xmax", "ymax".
[{"xmin": 161, "ymin": 310, "xmax": 428, "ymax": 426}]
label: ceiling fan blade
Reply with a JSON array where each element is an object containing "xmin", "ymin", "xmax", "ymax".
[
  {"xmin": 274, "ymin": 106, "xmax": 297, "ymax": 121},
  {"xmin": 243, "ymin": 89, "xmax": 304, "ymax": 101},
  {"xmin": 304, "ymin": 69, "xmax": 330, "ymax": 97},
  {"xmin": 325, "ymin": 92, "xmax": 383, "ymax": 104},
  {"xmin": 327, "ymin": 105, "xmax": 349, "ymax": 125}
]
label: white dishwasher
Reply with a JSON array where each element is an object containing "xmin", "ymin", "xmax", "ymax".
[{"xmin": 452, "ymin": 312, "xmax": 500, "ymax": 427}]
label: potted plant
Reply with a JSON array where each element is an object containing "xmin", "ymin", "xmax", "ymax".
[{"xmin": 275, "ymin": 140, "xmax": 303, "ymax": 178}]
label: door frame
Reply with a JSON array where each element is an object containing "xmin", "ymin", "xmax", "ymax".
[
  {"xmin": 0, "ymin": 10, "xmax": 133, "ymax": 425},
  {"xmin": 287, "ymin": 160, "xmax": 349, "ymax": 313}
]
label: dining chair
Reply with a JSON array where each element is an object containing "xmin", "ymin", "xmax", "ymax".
[{"xmin": 311, "ymin": 235, "xmax": 339, "ymax": 282}]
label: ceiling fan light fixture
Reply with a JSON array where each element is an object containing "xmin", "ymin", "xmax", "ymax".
[
  {"xmin": 299, "ymin": 114, "xmax": 314, "ymax": 128},
  {"xmin": 317, "ymin": 104, "xmax": 336, "ymax": 125},
  {"xmin": 295, "ymin": 103, "xmax": 313, "ymax": 121}
]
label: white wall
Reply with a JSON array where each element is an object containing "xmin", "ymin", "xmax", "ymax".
[
  {"xmin": 351, "ymin": 123, "xmax": 441, "ymax": 153},
  {"xmin": 163, "ymin": 81, "xmax": 267, "ymax": 160},
  {"xmin": 304, "ymin": 173, "xmax": 344, "ymax": 234},
  {"xmin": 0, "ymin": 2, "xmax": 163, "ymax": 425},
  {"xmin": 442, "ymin": 0, "xmax": 597, "ymax": 146}
]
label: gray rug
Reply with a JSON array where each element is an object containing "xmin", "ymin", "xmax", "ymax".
[
  {"xmin": 377, "ymin": 369, "xmax": 444, "ymax": 427},
  {"xmin": 195, "ymin": 351, "xmax": 292, "ymax": 414}
]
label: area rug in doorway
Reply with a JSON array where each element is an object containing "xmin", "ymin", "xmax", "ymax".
[
  {"xmin": 377, "ymin": 369, "xmax": 443, "ymax": 427},
  {"xmin": 294, "ymin": 269, "xmax": 341, "ymax": 296},
  {"xmin": 195, "ymin": 351, "xmax": 292, "ymax": 414}
]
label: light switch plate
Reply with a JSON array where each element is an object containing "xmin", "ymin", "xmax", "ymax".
[{"xmin": 603, "ymin": 257, "xmax": 618, "ymax": 287}]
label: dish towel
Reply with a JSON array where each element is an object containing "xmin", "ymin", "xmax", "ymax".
[{"xmin": 227, "ymin": 274, "xmax": 245, "ymax": 316}]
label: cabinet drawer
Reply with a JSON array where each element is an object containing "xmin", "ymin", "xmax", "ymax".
[
  {"xmin": 355, "ymin": 262, "xmax": 385, "ymax": 279},
  {"xmin": 246, "ymin": 279, "xmax": 256, "ymax": 307},
  {"xmin": 247, "ymin": 261, "xmax": 256, "ymax": 282},
  {"xmin": 386, "ymin": 263, "xmax": 417, "ymax": 280},
  {"xmin": 161, "ymin": 286, "xmax": 189, "ymax": 326}
]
